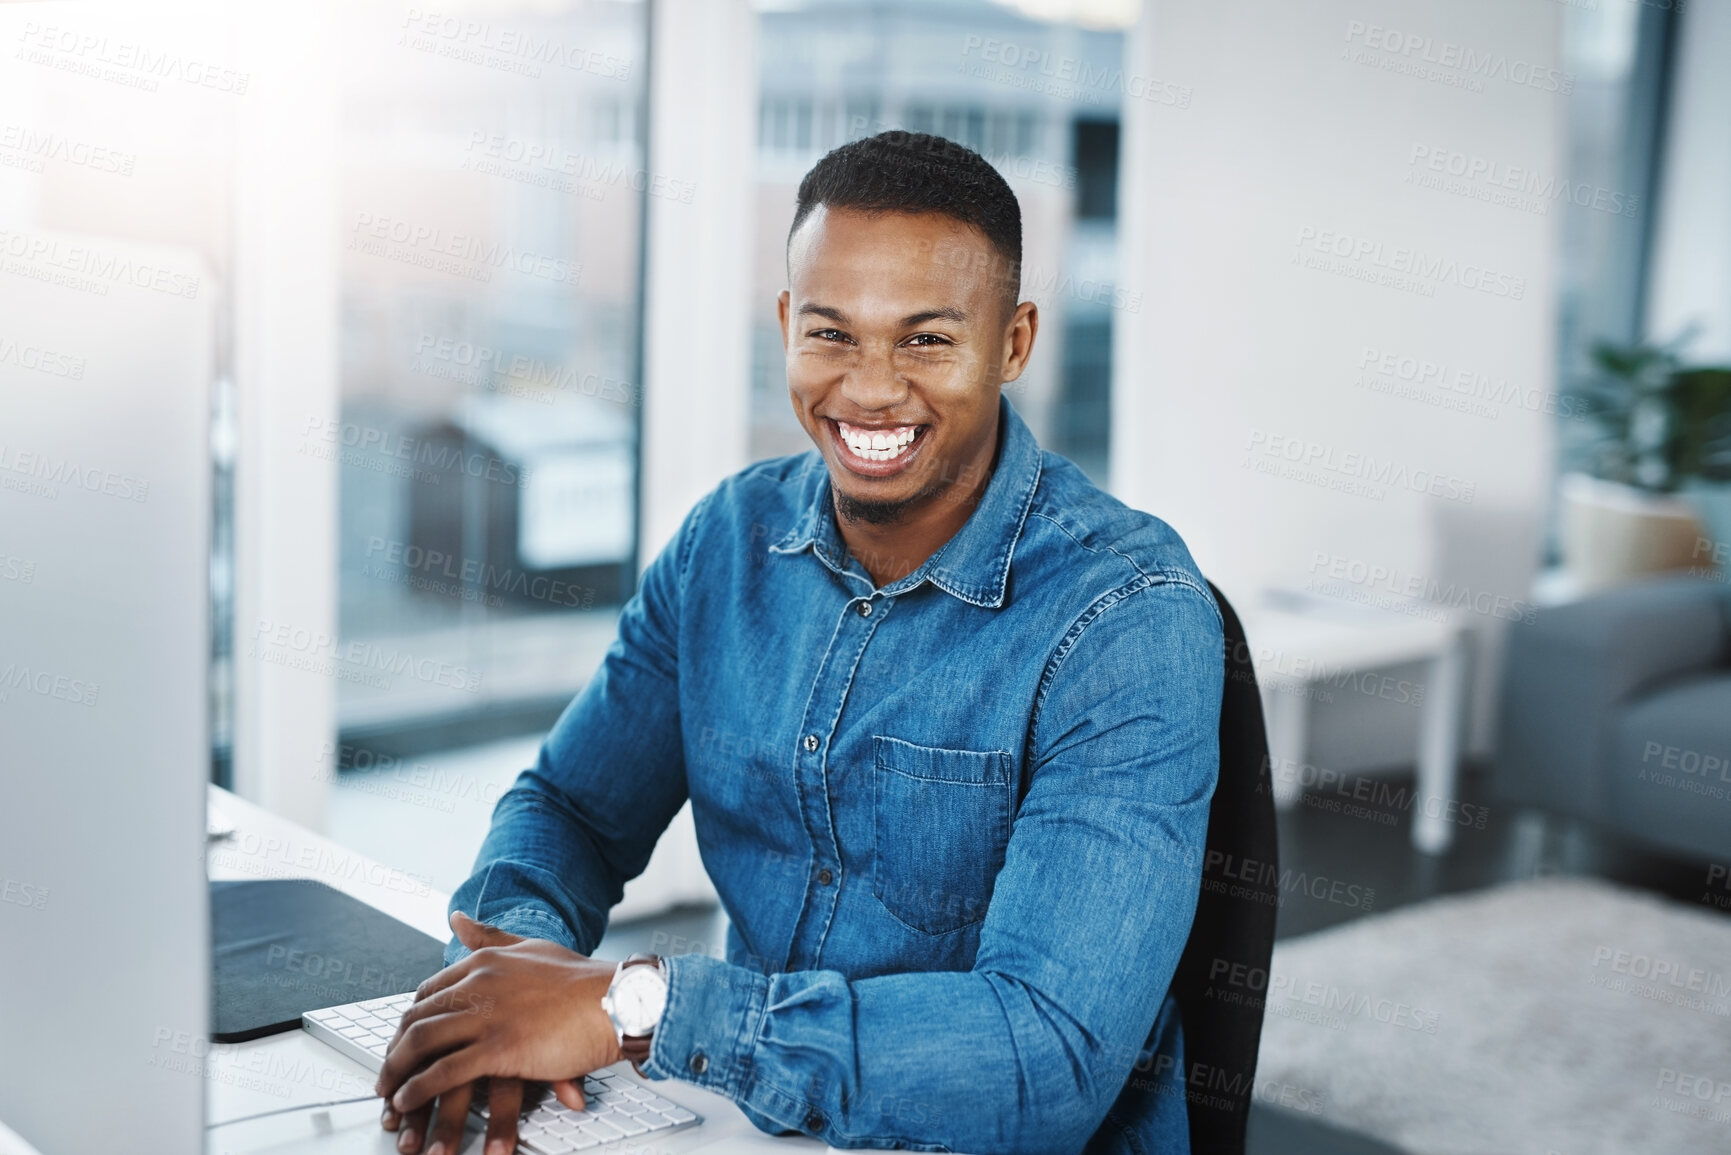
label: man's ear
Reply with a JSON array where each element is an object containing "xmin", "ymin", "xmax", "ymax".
[
  {"xmin": 777, "ymin": 290, "xmax": 792, "ymax": 350},
  {"xmin": 1000, "ymin": 300, "xmax": 1039, "ymax": 385}
]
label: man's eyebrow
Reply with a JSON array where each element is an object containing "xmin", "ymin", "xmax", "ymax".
[
  {"xmin": 899, "ymin": 307, "xmax": 968, "ymax": 327},
  {"xmin": 794, "ymin": 304, "xmax": 970, "ymax": 327}
]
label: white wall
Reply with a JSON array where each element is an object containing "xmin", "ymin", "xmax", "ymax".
[
  {"xmin": 1114, "ymin": 0, "xmax": 1563, "ymax": 761},
  {"xmin": 639, "ymin": 0, "xmax": 758, "ymax": 564},
  {"xmin": 1645, "ymin": 0, "xmax": 1731, "ymax": 358},
  {"xmin": 229, "ymin": 0, "xmax": 341, "ymax": 830},
  {"xmin": 627, "ymin": 0, "xmax": 760, "ymax": 915}
]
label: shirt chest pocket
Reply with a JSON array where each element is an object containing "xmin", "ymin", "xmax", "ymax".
[{"xmin": 871, "ymin": 735, "xmax": 1014, "ymax": 936}]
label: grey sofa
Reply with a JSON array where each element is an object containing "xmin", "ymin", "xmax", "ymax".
[{"xmin": 1495, "ymin": 574, "xmax": 1731, "ymax": 862}]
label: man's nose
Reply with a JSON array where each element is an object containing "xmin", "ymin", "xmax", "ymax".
[{"xmin": 840, "ymin": 354, "xmax": 908, "ymax": 411}]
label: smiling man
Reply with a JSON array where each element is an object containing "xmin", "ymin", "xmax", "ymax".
[{"xmin": 377, "ymin": 131, "xmax": 1224, "ymax": 1155}]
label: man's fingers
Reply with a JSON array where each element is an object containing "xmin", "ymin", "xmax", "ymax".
[
  {"xmin": 378, "ymin": 1006, "xmax": 485, "ymax": 1104},
  {"xmin": 550, "ymin": 1078, "xmax": 586, "ymax": 1112},
  {"xmin": 402, "ymin": 979, "xmax": 491, "ymax": 1035},
  {"xmin": 380, "ymin": 960, "xmax": 477, "ymax": 1078},
  {"xmin": 409, "ymin": 956, "xmax": 476, "ymax": 1009},
  {"xmin": 394, "ymin": 1050, "xmax": 489, "ymax": 1116},
  {"xmin": 484, "ymin": 1077, "xmax": 524, "ymax": 1155},
  {"xmin": 424, "ymin": 1081, "xmax": 472, "ymax": 1155},
  {"xmin": 451, "ymin": 910, "xmax": 525, "ymax": 949},
  {"xmin": 395, "ymin": 1101, "xmax": 432, "ymax": 1155},
  {"xmin": 450, "ymin": 910, "xmax": 489, "ymax": 951}
]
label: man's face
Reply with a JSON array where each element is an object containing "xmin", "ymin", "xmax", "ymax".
[{"xmin": 778, "ymin": 206, "xmax": 1036, "ymax": 524}]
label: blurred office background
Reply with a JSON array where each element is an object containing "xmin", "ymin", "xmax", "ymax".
[{"xmin": 5, "ymin": 0, "xmax": 1731, "ymax": 1150}]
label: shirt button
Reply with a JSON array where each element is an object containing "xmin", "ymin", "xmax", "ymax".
[
  {"xmin": 689, "ymin": 1052, "xmax": 709, "ymax": 1075},
  {"xmin": 858, "ymin": 600, "xmax": 872, "ymax": 617},
  {"xmin": 804, "ymin": 1109, "xmax": 824, "ymax": 1132},
  {"xmin": 817, "ymin": 868, "xmax": 833, "ymax": 885},
  {"xmin": 803, "ymin": 734, "xmax": 818, "ymax": 752}
]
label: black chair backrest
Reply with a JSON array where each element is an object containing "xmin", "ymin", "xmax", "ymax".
[{"xmin": 1170, "ymin": 582, "xmax": 1280, "ymax": 1153}]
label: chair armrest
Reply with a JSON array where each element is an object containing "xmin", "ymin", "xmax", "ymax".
[{"xmin": 1494, "ymin": 575, "xmax": 1730, "ymax": 816}]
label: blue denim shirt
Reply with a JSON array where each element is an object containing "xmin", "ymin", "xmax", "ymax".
[{"xmin": 447, "ymin": 394, "xmax": 1224, "ymax": 1153}]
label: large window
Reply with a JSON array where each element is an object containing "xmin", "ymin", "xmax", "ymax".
[
  {"xmin": 330, "ymin": 0, "xmax": 649, "ymax": 756},
  {"xmin": 1551, "ymin": 0, "xmax": 1678, "ymax": 504},
  {"xmin": 749, "ymin": 0, "xmax": 1132, "ymax": 484}
]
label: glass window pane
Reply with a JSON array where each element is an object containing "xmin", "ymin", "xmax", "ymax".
[
  {"xmin": 1549, "ymin": 0, "xmax": 1673, "ymax": 553},
  {"xmin": 334, "ymin": 0, "xmax": 647, "ymax": 748},
  {"xmin": 749, "ymin": 0, "xmax": 1129, "ymax": 484}
]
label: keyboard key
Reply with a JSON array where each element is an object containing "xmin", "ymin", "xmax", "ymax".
[
  {"xmin": 607, "ymin": 1115, "xmax": 649, "ymax": 1137},
  {"xmin": 579, "ymin": 1117, "xmax": 624, "ymax": 1141},
  {"xmin": 664, "ymin": 1106, "xmax": 697, "ymax": 1124}
]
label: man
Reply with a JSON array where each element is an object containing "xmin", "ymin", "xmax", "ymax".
[{"xmin": 376, "ymin": 131, "xmax": 1223, "ymax": 1155}]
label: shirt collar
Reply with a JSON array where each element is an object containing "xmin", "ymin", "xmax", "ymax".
[{"xmin": 768, "ymin": 393, "xmax": 1043, "ymax": 608}]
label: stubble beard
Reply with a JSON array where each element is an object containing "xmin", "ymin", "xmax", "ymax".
[{"xmin": 833, "ymin": 471, "xmax": 955, "ymax": 526}]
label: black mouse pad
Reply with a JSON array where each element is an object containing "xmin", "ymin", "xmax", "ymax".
[{"xmin": 211, "ymin": 879, "xmax": 449, "ymax": 1042}]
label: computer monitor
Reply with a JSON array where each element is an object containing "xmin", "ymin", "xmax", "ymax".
[{"xmin": 0, "ymin": 231, "xmax": 213, "ymax": 1154}]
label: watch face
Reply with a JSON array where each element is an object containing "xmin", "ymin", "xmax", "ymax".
[{"xmin": 612, "ymin": 964, "xmax": 668, "ymax": 1036}]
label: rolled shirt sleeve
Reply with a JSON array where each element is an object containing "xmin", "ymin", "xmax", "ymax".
[{"xmin": 443, "ymin": 493, "xmax": 714, "ymax": 967}]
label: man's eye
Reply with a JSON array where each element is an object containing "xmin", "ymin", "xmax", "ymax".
[
  {"xmin": 905, "ymin": 334, "xmax": 950, "ymax": 347},
  {"xmin": 810, "ymin": 329, "xmax": 850, "ymax": 343}
]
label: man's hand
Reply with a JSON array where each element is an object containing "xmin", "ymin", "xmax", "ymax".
[
  {"xmin": 375, "ymin": 912, "xmax": 625, "ymax": 1155},
  {"xmin": 381, "ymin": 1074, "xmax": 538, "ymax": 1155}
]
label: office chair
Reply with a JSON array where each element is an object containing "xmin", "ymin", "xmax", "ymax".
[{"xmin": 1169, "ymin": 582, "xmax": 1280, "ymax": 1154}]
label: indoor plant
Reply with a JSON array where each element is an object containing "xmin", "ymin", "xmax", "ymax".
[{"xmin": 1562, "ymin": 335, "xmax": 1731, "ymax": 590}]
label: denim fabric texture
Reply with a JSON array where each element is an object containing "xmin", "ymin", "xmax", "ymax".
[{"xmin": 446, "ymin": 393, "xmax": 1224, "ymax": 1153}]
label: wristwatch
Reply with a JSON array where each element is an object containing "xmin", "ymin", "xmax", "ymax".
[{"xmin": 600, "ymin": 952, "xmax": 668, "ymax": 1075}]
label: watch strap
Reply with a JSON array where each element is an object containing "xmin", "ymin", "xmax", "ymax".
[{"xmin": 614, "ymin": 952, "xmax": 663, "ymax": 1075}]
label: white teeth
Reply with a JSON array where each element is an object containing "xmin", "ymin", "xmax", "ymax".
[{"xmin": 837, "ymin": 422, "xmax": 919, "ymax": 462}]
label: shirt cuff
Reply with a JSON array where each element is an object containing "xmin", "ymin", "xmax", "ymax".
[
  {"xmin": 640, "ymin": 953, "xmax": 769, "ymax": 1098},
  {"xmin": 442, "ymin": 903, "xmax": 576, "ymax": 965}
]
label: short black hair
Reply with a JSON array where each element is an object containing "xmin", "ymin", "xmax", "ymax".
[{"xmin": 788, "ymin": 131, "xmax": 1022, "ymax": 314}]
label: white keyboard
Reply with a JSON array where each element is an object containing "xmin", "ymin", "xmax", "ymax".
[{"xmin": 302, "ymin": 991, "xmax": 702, "ymax": 1153}]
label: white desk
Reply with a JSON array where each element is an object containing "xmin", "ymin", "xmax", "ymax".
[
  {"xmin": 204, "ymin": 787, "xmax": 832, "ymax": 1155},
  {"xmin": 1237, "ymin": 594, "xmax": 1471, "ymax": 855}
]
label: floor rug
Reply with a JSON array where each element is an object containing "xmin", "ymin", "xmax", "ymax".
[{"xmin": 1253, "ymin": 875, "xmax": 1731, "ymax": 1153}]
